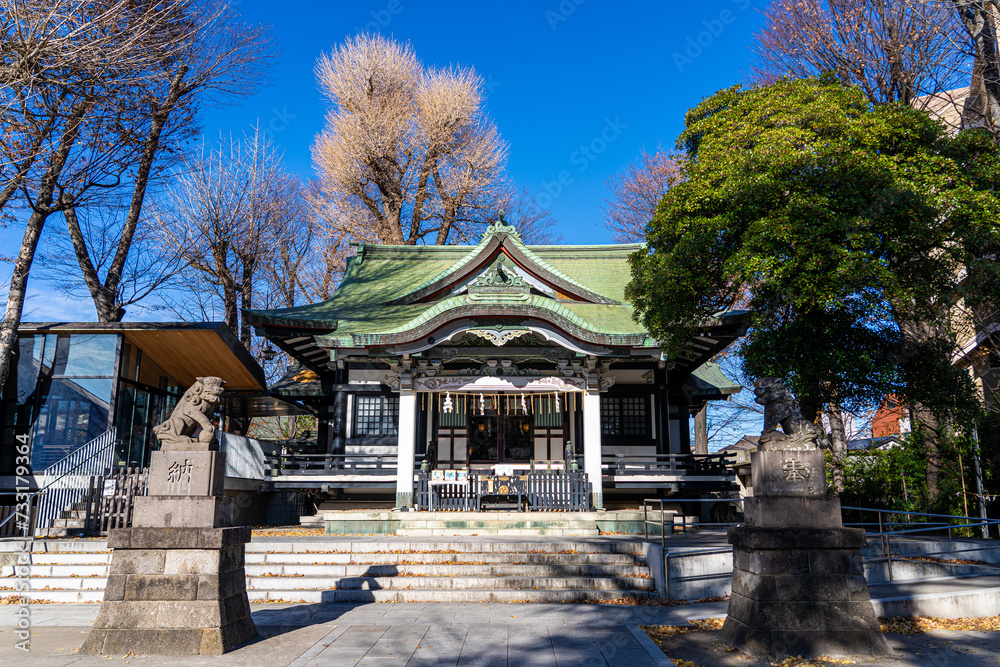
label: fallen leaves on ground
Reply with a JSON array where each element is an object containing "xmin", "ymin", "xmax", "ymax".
[
  {"xmin": 898, "ymin": 554, "xmax": 990, "ymax": 566},
  {"xmin": 880, "ymin": 615, "xmax": 1000, "ymax": 635},
  {"xmin": 579, "ymin": 595, "xmax": 728, "ymax": 607}
]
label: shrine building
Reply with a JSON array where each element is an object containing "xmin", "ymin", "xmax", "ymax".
[{"xmin": 247, "ymin": 220, "xmax": 744, "ymax": 509}]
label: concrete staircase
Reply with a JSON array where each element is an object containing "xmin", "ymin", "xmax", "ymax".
[
  {"xmin": 0, "ymin": 538, "xmax": 656, "ymax": 604},
  {"xmin": 37, "ymin": 501, "xmax": 89, "ymax": 538}
]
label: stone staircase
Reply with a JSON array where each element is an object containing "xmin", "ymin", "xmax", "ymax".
[
  {"xmin": 316, "ymin": 509, "xmax": 686, "ymax": 537},
  {"xmin": 1, "ymin": 538, "xmax": 655, "ymax": 604}
]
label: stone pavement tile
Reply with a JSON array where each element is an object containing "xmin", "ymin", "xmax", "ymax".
[
  {"xmin": 362, "ymin": 624, "xmax": 429, "ymax": 660},
  {"xmin": 406, "ymin": 625, "xmax": 469, "ymax": 667},
  {"xmin": 286, "ymin": 624, "xmax": 350, "ymax": 667},
  {"xmin": 548, "ymin": 627, "xmax": 610, "ymax": 667},
  {"xmin": 506, "ymin": 627, "xmax": 557, "ymax": 666},
  {"xmin": 457, "ymin": 623, "xmax": 508, "ymax": 666}
]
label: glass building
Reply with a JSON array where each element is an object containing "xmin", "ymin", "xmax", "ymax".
[{"xmin": 0, "ymin": 323, "xmax": 269, "ymax": 479}]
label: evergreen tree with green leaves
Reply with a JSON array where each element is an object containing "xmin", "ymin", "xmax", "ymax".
[{"xmin": 627, "ymin": 76, "xmax": 1000, "ymax": 507}]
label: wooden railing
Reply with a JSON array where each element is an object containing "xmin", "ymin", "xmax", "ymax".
[
  {"xmin": 414, "ymin": 470, "xmax": 591, "ymax": 512},
  {"xmin": 83, "ymin": 467, "xmax": 148, "ymax": 535},
  {"xmin": 267, "ymin": 454, "xmax": 398, "ymax": 476},
  {"xmin": 602, "ymin": 452, "xmax": 735, "ymax": 475}
]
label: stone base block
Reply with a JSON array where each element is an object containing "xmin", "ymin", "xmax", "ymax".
[
  {"xmin": 108, "ymin": 526, "xmax": 250, "ymax": 550},
  {"xmin": 148, "ymin": 450, "xmax": 226, "ymax": 496},
  {"xmin": 751, "ymin": 448, "xmax": 827, "ymax": 496},
  {"xmin": 81, "ymin": 525, "xmax": 255, "ymax": 655},
  {"xmin": 721, "ymin": 525, "xmax": 892, "ymax": 659},
  {"xmin": 81, "ymin": 614, "xmax": 257, "ymax": 655},
  {"xmin": 744, "ymin": 496, "xmax": 844, "ymax": 529},
  {"xmin": 133, "ymin": 495, "xmax": 234, "ymax": 528}
]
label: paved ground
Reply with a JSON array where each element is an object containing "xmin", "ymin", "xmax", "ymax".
[
  {"xmin": 0, "ymin": 602, "xmax": 675, "ymax": 666},
  {"xmin": 4, "ymin": 602, "xmax": 1000, "ymax": 666}
]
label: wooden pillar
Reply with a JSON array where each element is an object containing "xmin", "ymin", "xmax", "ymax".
[
  {"xmin": 694, "ymin": 404, "xmax": 709, "ymax": 455},
  {"xmin": 679, "ymin": 398, "xmax": 692, "ymax": 454},
  {"xmin": 582, "ymin": 389, "xmax": 603, "ymax": 509},
  {"xmin": 395, "ymin": 389, "xmax": 417, "ymax": 508}
]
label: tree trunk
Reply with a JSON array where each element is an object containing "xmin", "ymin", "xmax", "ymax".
[
  {"xmin": 240, "ymin": 259, "xmax": 254, "ymax": 350},
  {"xmin": 0, "ymin": 209, "xmax": 50, "ymax": 388},
  {"xmin": 956, "ymin": 0, "xmax": 1000, "ymax": 133},
  {"xmin": 912, "ymin": 403, "xmax": 944, "ymax": 507},
  {"xmin": 0, "ymin": 101, "xmax": 90, "ymax": 385},
  {"xmin": 826, "ymin": 401, "xmax": 848, "ymax": 494},
  {"xmin": 694, "ymin": 404, "xmax": 709, "ymax": 455},
  {"xmin": 63, "ymin": 205, "xmax": 123, "ymax": 321}
]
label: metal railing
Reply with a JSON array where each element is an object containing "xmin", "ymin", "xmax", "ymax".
[
  {"xmin": 0, "ymin": 428, "xmax": 118, "ymax": 537},
  {"xmin": 842, "ymin": 506, "xmax": 1000, "ymax": 540},
  {"xmin": 642, "ymin": 497, "xmax": 745, "ymax": 548},
  {"xmin": 640, "ymin": 501, "xmax": 1000, "ymax": 596},
  {"xmin": 842, "ymin": 506, "xmax": 1000, "ymax": 583}
]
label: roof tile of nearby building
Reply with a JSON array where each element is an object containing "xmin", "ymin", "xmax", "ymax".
[{"xmin": 689, "ymin": 362, "xmax": 742, "ymax": 395}]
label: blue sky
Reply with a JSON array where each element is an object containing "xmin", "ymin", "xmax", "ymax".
[
  {"xmin": 2, "ymin": 0, "xmax": 768, "ymax": 320},
  {"xmin": 203, "ymin": 0, "xmax": 767, "ymax": 243}
]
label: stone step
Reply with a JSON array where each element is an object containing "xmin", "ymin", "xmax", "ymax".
[
  {"xmin": 245, "ymin": 588, "xmax": 655, "ymax": 603},
  {"xmin": 245, "ymin": 540, "xmax": 643, "ymax": 555},
  {"xmin": 50, "ymin": 518, "xmax": 86, "ymax": 529},
  {"xmin": 245, "ymin": 551, "xmax": 640, "ymax": 566},
  {"xmin": 5, "ymin": 590, "xmax": 106, "ymax": 603},
  {"xmin": 20, "ymin": 552, "xmax": 112, "ymax": 565},
  {"xmin": 247, "ymin": 574, "xmax": 652, "ymax": 591},
  {"xmin": 394, "ymin": 528, "xmax": 601, "ymax": 536},
  {"xmin": 246, "ymin": 563, "xmax": 649, "ymax": 578},
  {"xmin": 0, "ymin": 576, "xmax": 107, "ymax": 590},
  {"xmin": 2, "ymin": 564, "xmax": 110, "ymax": 577}
]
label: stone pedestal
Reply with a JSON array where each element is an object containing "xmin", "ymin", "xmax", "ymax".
[
  {"xmin": 719, "ymin": 447, "xmax": 891, "ymax": 659},
  {"xmin": 81, "ymin": 447, "xmax": 257, "ymax": 655}
]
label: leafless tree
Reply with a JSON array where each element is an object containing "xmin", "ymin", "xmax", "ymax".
[
  {"xmin": 750, "ymin": 0, "xmax": 969, "ymax": 106},
  {"xmin": 55, "ymin": 1, "xmax": 275, "ymax": 323},
  {"xmin": 954, "ymin": 2, "xmax": 1000, "ymax": 132},
  {"xmin": 602, "ymin": 148, "xmax": 683, "ymax": 243},
  {"xmin": 0, "ymin": 0, "xmax": 209, "ymax": 387},
  {"xmin": 157, "ymin": 129, "xmax": 287, "ymax": 349},
  {"xmin": 313, "ymin": 34, "xmax": 513, "ymax": 246}
]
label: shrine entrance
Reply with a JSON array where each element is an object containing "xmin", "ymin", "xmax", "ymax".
[{"xmin": 467, "ymin": 396, "xmax": 534, "ymax": 463}]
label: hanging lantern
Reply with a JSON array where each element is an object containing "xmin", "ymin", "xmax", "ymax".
[
  {"xmin": 443, "ymin": 391, "xmax": 453, "ymax": 414},
  {"xmin": 479, "ymin": 393, "xmax": 485, "ymax": 415}
]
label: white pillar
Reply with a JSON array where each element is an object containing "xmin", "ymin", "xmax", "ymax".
[
  {"xmin": 582, "ymin": 389, "xmax": 603, "ymax": 509},
  {"xmin": 395, "ymin": 389, "xmax": 417, "ymax": 508}
]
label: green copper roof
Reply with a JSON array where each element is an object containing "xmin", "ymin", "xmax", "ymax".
[
  {"xmin": 688, "ymin": 362, "xmax": 743, "ymax": 396},
  {"xmin": 246, "ymin": 223, "xmax": 650, "ymax": 347}
]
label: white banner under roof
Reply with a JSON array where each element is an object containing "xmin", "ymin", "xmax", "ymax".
[{"xmin": 414, "ymin": 375, "xmax": 585, "ymax": 393}]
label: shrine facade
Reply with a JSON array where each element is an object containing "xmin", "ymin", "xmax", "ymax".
[{"xmin": 247, "ymin": 221, "xmax": 744, "ymax": 508}]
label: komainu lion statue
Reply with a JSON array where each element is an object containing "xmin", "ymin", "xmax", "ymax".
[
  {"xmin": 753, "ymin": 377, "xmax": 828, "ymax": 450},
  {"xmin": 153, "ymin": 376, "xmax": 226, "ymax": 449}
]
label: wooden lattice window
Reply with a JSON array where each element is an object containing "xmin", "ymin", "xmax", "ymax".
[
  {"xmin": 353, "ymin": 395, "xmax": 399, "ymax": 436},
  {"xmin": 601, "ymin": 396, "xmax": 649, "ymax": 437}
]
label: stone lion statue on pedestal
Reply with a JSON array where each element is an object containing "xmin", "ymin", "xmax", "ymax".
[
  {"xmin": 153, "ymin": 376, "xmax": 226, "ymax": 449},
  {"xmin": 753, "ymin": 377, "xmax": 828, "ymax": 450}
]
